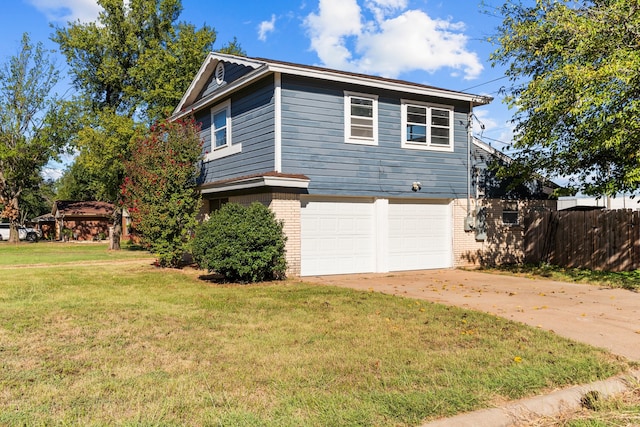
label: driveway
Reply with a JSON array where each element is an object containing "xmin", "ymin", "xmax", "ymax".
[{"xmin": 303, "ymin": 269, "xmax": 640, "ymax": 361}]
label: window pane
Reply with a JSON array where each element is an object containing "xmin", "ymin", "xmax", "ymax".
[
  {"xmin": 431, "ymin": 126, "xmax": 450, "ymax": 145},
  {"xmin": 352, "ymin": 125, "xmax": 374, "ymax": 138},
  {"xmin": 213, "ymin": 111, "xmax": 227, "ymax": 129},
  {"xmin": 431, "ymin": 109, "xmax": 450, "ymax": 126},
  {"xmin": 407, "ymin": 124, "xmax": 427, "ymax": 142},
  {"xmin": 214, "ymin": 129, "xmax": 227, "ymax": 147},
  {"xmin": 407, "ymin": 106, "xmax": 426, "ymax": 124},
  {"xmin": 351, "ymin": 97, "xmax": 373, "ymax": 118}
]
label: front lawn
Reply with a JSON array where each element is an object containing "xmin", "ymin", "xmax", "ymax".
[{"xmin": 0, "ymin": 245, "xmax": 630, "ymax": 426}]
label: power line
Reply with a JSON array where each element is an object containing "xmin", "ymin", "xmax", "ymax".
[{"xmin": 459, "ymin": 75, "xmax": 509, "ymax": 92}]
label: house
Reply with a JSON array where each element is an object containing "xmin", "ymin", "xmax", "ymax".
[
  {"xmin": 52, "ymin": 200, "xmax": 114, "ymax": 241},
  {"xmin": 173, "ymin": 53, "xmax": 554, "ymax": 276}
]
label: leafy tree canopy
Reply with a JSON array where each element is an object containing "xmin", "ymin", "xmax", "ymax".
[
  {"xmin": 122, "ymin": 116, "xmax": 203, "ymax": 267},
  {"xmin": 491, "ymin": 0, "xmax": 640, "ymax": 196},
  {"xmin": 0, "ymin": 33, "xmax": 68, "ymax": 241},
  {"xmin": 53, "ymin": 0, "xmax": 244, "ymax": 247}
]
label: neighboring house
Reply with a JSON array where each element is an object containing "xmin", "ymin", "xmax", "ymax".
[
  {"xmin": 52, "ymin": 201, "xmax": 114, "ymax": 241},
  {"xmin": 31, "ymin": 214, "xmax": 56, "ymax": 240},
  {"xmin": 173, "ymin": 53, "xmax": 553, "ymax": 276}
]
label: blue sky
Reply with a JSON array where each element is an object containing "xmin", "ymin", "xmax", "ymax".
[{"xmin": 0, "ymin": 0, "xmax": 517, "ymax": 177}]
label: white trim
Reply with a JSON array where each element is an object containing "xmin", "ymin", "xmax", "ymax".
[
  {"xmin": 274, "ymin": 72, "xmax": 282, "ymax": 172},
  {"xmin": 268, "ymin": 62, "xmax": 491, "ymax": 105},
  {"xmin": 200, "ymin": 175, "xmax": 310, "ymax": 194},
  {"xmin": 206, "ymin": 100, "xmax": 240, "ymax": 161},
  {"xmin": 215, "ymin": 62, "xmax": 225, "ymax": 85},
  {"xmin": 344, "ymin": 91, "xmax": 378, "ymax": 146},
  {"xmin": 174, "ymin": 53, "xmax": 492, "ymax": 118},
  {"xmin": 374, "ymin": 198, "xmax": 389, "ymax": 273},
  {"xmin": 400, "ymin": 99, "xmax": 454, "ymax": 152}
]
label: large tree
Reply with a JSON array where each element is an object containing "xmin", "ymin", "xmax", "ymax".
[
  {"xmin": 53, "ymin": 0, "xmax": 242, "ymax": 248},
  {"xmin": 122, "ymin": 117, "xmax": 202, "ymax": 267},
  {"xmin": 0, "ymin": 34, "xmax": 67, "ymax": 242},
  {"xmin": 491, "ymin": 0, "xmax": 640, "ymax": 196}
]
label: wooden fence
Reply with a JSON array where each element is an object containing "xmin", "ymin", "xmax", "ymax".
[{"xmin": 524, "ymin": 209, "xmax": 640, "ymax": 271}]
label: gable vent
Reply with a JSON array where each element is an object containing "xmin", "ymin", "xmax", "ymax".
[{"xmin": 215, "ymin": 62, "xmax": 225, "ymax": 85}]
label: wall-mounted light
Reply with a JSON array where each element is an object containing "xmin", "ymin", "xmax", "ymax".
[{"xmin": 412, "ymin": 181, "xmax": 422, "ymax": 192}]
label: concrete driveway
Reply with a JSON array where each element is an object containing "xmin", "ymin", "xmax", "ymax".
[{"xmin": 303, "ymin": 269, "xmax": 640, "ymax": 361}]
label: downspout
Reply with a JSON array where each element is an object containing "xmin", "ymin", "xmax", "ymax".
[
  {"xmin": 464, "ymin": 103, "xmax": 474, "ymax": 231},
  {"xmin": 274, "ymin": 72, "xmax": 282, "ymax": 173}
]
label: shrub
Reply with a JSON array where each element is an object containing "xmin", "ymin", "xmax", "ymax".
[{"xmin": 191, "ymin": 202, "xmax": 287, "ymax": 282}]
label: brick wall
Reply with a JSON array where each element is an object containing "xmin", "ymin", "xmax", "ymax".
[{"xmin": 453, "ymin": 198, "xmax": 556, "ymax": 267}]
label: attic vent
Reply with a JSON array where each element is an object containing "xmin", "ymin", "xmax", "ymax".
[{"xmin": 215, "ymin": 62, "xmax": 225, "ymax": 85}]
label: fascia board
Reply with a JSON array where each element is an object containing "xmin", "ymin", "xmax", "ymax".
[
  {"xmin": 173, "ymin": 53, "xmax": 267, "ymax": 114},
  {"xmin": 172, "ymin": 66, "xmax": 272, "ymax": 120},
  {"xmin": 200, "ymin": 176, "xmax": 310, "ymax": 195},
  {"xmin": 266, "ymin": 63, "xmax": 492, "ymax": 106}
]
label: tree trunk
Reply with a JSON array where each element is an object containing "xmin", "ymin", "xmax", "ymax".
[
  {"xmin": 109, "ymin": 208, "xmax": 122, "ymax": 250},
  {"xmin": 5, "ymin": 198, "xmax": 20, "ymax": 243}
]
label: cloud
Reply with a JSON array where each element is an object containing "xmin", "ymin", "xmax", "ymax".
[
  {"xmin": 27, "ymin": 0, "xmax": 101, "ymax": 23},
  {"xmin": 258, "ymin": 14, "xmax": 277, "ymax": 42},
  {"xmin": 304, "ymin": 0, "xmax": 482, "ymax": 80}
]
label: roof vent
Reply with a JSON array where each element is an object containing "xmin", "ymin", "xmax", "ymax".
[{"xmin": 215, "ymin": 62, "xmax": 225, "ymax": 85}]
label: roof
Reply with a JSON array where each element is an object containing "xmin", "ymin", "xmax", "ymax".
[
  {"xmin": 199, "ymin": 171, "xmax": 310, "ymax": 195},
  {"xmin": 52, "ymin": 201, "xmax": 115, "ymax": 218},
  {"xmin": 174, "ymin": 53, "xmax": 493, "ymax": 118}
]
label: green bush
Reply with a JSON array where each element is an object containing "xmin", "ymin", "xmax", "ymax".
[{"xmin": 191, "ymin": 202, "xmax": 287, "ymax": 283}]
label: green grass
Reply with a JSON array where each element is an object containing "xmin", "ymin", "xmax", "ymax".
[
  {"xmin": 0, "ymin": 245, "xmax": 631, "ymax": 426},
  {"xmin": 480, "ymin": 263, "xmax": 640, "ymax": 291},
  {"xmin": 0, "ymin": 241, "xmax": 154, "ymax": 265}
]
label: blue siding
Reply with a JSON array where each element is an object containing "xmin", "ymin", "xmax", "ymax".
[
  {"xmin": 280, "ymin": 75, "xmax": 473, "ymax": 199},
  {"xmin": 197, "ymin": 77, "xmax": 275, "ymax": 184},
  {"xmin": 196, "ymin": 62, "xmax": 257, "ymax": 102}
]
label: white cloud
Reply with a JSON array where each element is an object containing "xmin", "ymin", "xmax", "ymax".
[
  {"xmin": 304, "ymin": 0, "xmax": 482, "ymax": 80},
  {"xmin": 258, "ymin": 15, "xmax": 277, "ymax": 42},
  {"xmin": 304, "ymin": 0, "xmax": 363, "ymax": 70},
  {"xmin": 27, "ymin": 0, "xmax": 101, "ymax": 23}
]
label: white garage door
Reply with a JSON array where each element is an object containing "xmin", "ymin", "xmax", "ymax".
[
  {"xmin": 300, "ymin": 199, "xmax": 375, "ymax": 276},
  {"xmin": 388, "ymin": 201, "xmax": 452, "ymax": 271}
]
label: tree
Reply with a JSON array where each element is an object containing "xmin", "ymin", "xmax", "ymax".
[
  {"xmin": 53, "ymin": 0, "xmax": 240, "ymax": 249},
  {"xmin": 121, "ymin": 117, "xmax": 202, "ymax": 267},
  {"xmin": 490, "ymin": 0, "xmax": 640, "ymax": 196},
  {"xmin": 0, "ymin": 34, "xmax": 67, "ymax": 242}
]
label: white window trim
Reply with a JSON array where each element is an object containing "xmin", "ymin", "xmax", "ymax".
[
  {"xmin": 401, "ymin": 99, "xmax": 454, "ymax": 152},
  {"xmin": 206, "ymin": 100, "xmax": 241, "ymax": 161},
  {"xmin": 344, "ymin": 91, "xmax": 378, "ymax": 146}
]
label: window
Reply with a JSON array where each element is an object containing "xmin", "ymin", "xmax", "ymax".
[
  {"xmin": 344, "ymin": 92, "xmax": 378, "ymax": 145},
  {"xmin": 401, "ymin": 101, "xmax": 454, "ymax": 151},
  {"xmin": 212, "ymin": 101, "xmax": 230, "ymax": 150},
  {"xmin": 502, "ymin": 201, "xmax": 519, "ymax": 226},
  {"xmin": 206, "ymin": 100, "xmax": 240, "ymax": 161}
]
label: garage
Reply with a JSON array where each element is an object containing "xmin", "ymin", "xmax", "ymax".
[
  {"xmin": 388, "ymin": 200, "xmax": 453, "ymax": 271},
  {"xmin": 300, "ymin": 198, "xmax": 376, "ymax": 276},
  {"xmin": 300, "ymin": 197, "xmax": 452, "ymax": 276}
]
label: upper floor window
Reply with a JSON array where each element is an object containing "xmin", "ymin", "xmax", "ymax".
[
  {"xmin": 344, "ymin": 92, "xmax": 378, "ymax": 145},
  {"xmin": 212, "ymin": 101, "xmax": 231, "ymax": 150},
  {"xmin": 401, "ymin": 100, "xmax": 454, "ymax": 151},
  {"xmin": 205, "ymin": 100, "xmax": 241, "ymax": 161}
]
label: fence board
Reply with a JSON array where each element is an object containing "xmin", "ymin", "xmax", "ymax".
[{"xmin": 525, "ymin": 209, "xmax": 639, "ymax": 272}]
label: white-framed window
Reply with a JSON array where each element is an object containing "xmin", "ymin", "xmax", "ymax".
[
  {"xmin": 401, "ymin": 100, "xmax": 454, "ymax": 151},
  {"xmin": 502, "ymin": 201, "xmax": 519, "ymax": 226},
  {"xmin": 344, "ymin": 92, "xmax": 378, "ymax": 145},
  {"xmin": 206, "ymin": 100, "xmax": 240, "ymax": 161}
]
